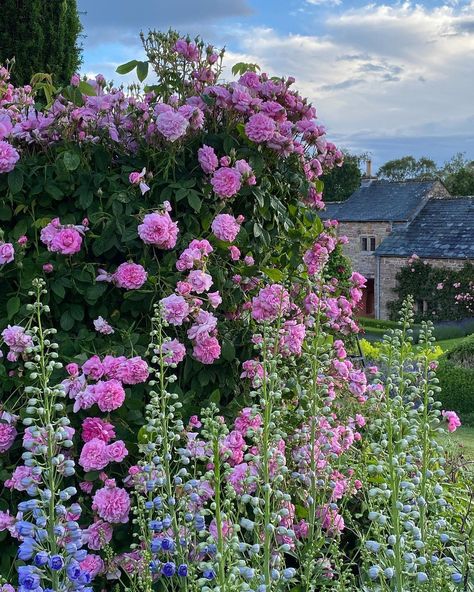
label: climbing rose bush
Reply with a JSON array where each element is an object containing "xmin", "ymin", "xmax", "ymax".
[{"xmin": 0, "ymin": 31, "xmax": 471, "ymax": 592}]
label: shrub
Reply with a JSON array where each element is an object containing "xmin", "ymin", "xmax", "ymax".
[
  {"xmin": 389, "ymin": 258, "xmax": 474, "ymax": 322},
  {"xmin": 0, "ymin": 36, "xmax": 347, "ymax": 415},
  {"xmin": 444, "ymin": 333, "xmax": 474, "ymax": 367},
  {"xmin": 437, "ymin": 335, "xmax": 474, "ymax": 419},
  {"xmin": 437, "ymin": 360, "xmax": 474, "ymax": 419}
]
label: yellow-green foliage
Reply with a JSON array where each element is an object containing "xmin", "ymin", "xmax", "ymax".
[{"xmin": 360, "ymin": 338, "xmax": 443, "ymax": 362}]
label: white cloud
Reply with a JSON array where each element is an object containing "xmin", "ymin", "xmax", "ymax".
[
  {"xmin": 221, "ymin": 3, "xmax": 474, "ymax": 162},
  {"xmin": 306, "ymin": 0, "xmax": 342, "ymax": 5}
]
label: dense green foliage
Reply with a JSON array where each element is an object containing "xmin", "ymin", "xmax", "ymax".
[
  {"xmin": 0, "ymin": 0, "xmax": 82, "ymax": 85},
  {"xmin": 0, "ymin": 131, "xmax": 342, "ymax": 416},
  {"xmin": 320, "ymin": 152, "xmax": 362, "ymax": 202},
  {"xmin": 437, "ymin": 335, "xmax": 474, "ymax": 423},
  {"xmin": 377, "ymin": 155, "xmax": 438, "ymax": 181},
  {"xmin": 389, "ymin": 259, "xmax": 474, "ymax": 322}
]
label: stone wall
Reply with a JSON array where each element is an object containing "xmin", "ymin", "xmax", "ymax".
[
  {"xmin": 337, "ymin": 222, "xmax": 393, "ymax": 278},
  {"xmin": 378, "ymin": 256, "xmax": 474, "ymax": 319}
]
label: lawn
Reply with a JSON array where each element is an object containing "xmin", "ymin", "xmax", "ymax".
[
  {"xmin": 443, "ymin": 427, "xmax": 474, "ymax": 459},
  {"xmin": 436, "ymin": 337, "xmax": 466, "ymax": 352}
]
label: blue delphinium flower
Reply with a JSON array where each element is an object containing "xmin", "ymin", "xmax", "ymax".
[
  {"xmin": 177, "ymin": 564, "xmax": 188, "ymax": 577},
  {"xmin": 162, "ymin": 562, "xmax": 176, "ymax": 577}
]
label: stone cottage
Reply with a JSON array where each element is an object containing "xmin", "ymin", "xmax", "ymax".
[{"xmin": 320, "ymin": 179, "xmax": 474, "ymax": 319}]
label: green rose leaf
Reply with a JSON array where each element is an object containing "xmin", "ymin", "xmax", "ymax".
[
  {"xmin": 8, "ymin": 168, "xmax": 24, "ymax": 194},
  {"xmin": 63, "ymin": 151, "xmax": 81, "ymax": 171},
  {"xmin": 136, "ymin": 61, "xmax": 149, "ymax": 82},
  {"xmin": 6, "ymin": 296, "xmax": 21, "ymax": 320},
  {"xmin": 116, "ymin": 60, "xmax": 138, "ymax": 75}
]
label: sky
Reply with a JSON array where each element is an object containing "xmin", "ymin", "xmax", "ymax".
[{"xmin": 78, "ymin": 0, "xmax": 474, "ymax": 169}]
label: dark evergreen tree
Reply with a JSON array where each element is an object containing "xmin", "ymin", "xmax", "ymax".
[
  {"xmin": 0, "ymin": 0, "xmax": 82, "ymax": 86},
  {"xmin": 321, "ymin": 153, "xmax": 362, "ymax": 202}
]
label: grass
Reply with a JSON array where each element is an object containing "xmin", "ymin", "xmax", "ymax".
[
  {"xmin": 436, "ymin": 337, "xmax": 467, "ymax": 352},
  {"xmin": 442, "ymin": 427, "xmax": 474, "ymax": 459}
]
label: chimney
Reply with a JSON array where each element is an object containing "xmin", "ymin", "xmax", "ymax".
[
  {"xmin": 361, "ymin": 158, "xmax": 376, "ymax": 187},
  {"xmin": 366, "ymin": 159, "xmax": 372, "ymax": 178}
]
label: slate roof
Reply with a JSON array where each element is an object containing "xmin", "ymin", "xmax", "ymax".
[
  {"xmin": 374, "ymin": 197, "xmax": 474, "ymax": 259},
  {"xmin": 320, "ymin": 180, "xmax": 441, "ymax": 222}
]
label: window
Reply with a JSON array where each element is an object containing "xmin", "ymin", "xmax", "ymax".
[
  {"xmin": 361, "ymin": 236, "xmax": 376, "ymax": 252},
  {"xmin": 416, "ymin": 299, "xmax": 429, "ymax": 314}
]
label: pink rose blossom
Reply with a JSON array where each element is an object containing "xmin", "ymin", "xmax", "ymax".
[
  {"xmin": 198, "ymin": 144, "xmax": 218, "ymax": 174},
  {"xmin": 229, "ymin": 246, "xmax": 241, "ymax": 261},
  {"xmin": 82, "ymin": 418, "xmax": 116, "ymax": 443},
  {"xmin": 79, "ymin": 438, "xmax": 109, "ymax": 472},
  {"xmin": 95, "ymin": 380, "xmax": 126, "ymax": 412},
  {"xmin": 82, "ymin": 355, "xmax": 104, "ymax": 380},
  {"xmin": 117, "ymin": 357, "xmax": 149, "ymax": 385},
  {"xmin": 102, "ymin": 355, "xmax": 127, "ymax": 379},
  {"xmin": 210, "ymin": 167, "xmax": 242, "ymax": 199},
  {"xmin": 106, "ymin": 440, "xmax": 128, "ymax": 463},
  {"xmin": 160, "ymin": 294, "xmax": 190, "ymax": 325},
  {"xmin": 138, "ymin": 211, "xmax": 179, "ymax": 249},
  {"xmin": 245, "ymin": 113, "xmax": 276, "ymax": 143},
  {"xmin": 114, "ymin": 262, "xmax": 147, "ymax": 290},
  {"xmin": 5, "ymin": 465, "xmax": 41, "ymax": 491},
  {"xmin": 160, "ymin": 339, "xmax": 187, "ymax": 365},
  {"xmin": 228, "ymin": 462, "xmax": 258, "ymax": 495},
  {"xmin": 240, "ymin": 359, "xmax": 264, "ymax": 386},
  {"xmin": 79, "ymin": 481, "xmax": 93, "ymax": 494},
  {"xmin": 208, "ymin": 291, "xmax": 222, "ymax": 308},
  {"xmin": 211, "ymin": 213, "xmax": 241, "ymax": 242},
  {"xmin": 317, "ymin": 505, "xmax": 345, "ymax": 534},
  {"xmin": 128, "ymin": 167, "xmax": 150, "ymax": 195},
  {"xmin": 2, "ymin": 325, "xmax": 33, "ymax": 354},
  {"xmin": 66, "ymin": 363, "xmax": 79, "ymax": 376},
  {"xmin": 176, "ymin": 247, "xmax": 202, "ymax": 271},
  {"xmin": 280, "ymin": 320, "xmax": 306, "ymax": 356},
  {"xmin": 187, "ymin": 310, "xmax": 218, "ymax": 340},
  {"xmin": 234, "ymin": 159, "xmax": 256, "ymax": 184},
  {"xmin": 0, "ymin": 423, "xmax": 17, "ymax": 453},
  {"xmin": 234, "ymin": 407, "xmax": 262, "ymax": 434},
  {"xmin": 189, "ymin": 238, "xmax": 213, "ymax": 255},
  {"xmin": 193, "ymin": 334, "xmax": 221, "ymax": 364},
  {"xmin": 188, "ymin": 270, "xmax": 213, "ymax": 293},
  {"xmin": 189, "ymin": 415, "xmax": 202, "ymax": 428},
  {"xmin": 156, "ymin": 110, "xmax": 189, "ymax": 142},
  {"xmin": 84, "ymin": 520, "xmax": 113, "ymax": 550},
  {"xmin": 0, "ymin": 242, "xmax": 14, "ymax": 264},
  {"xmin": 80, "ymin": 554, "xmax": 104, "ymax": 578},
  {"xmin": 221, "ymin": 430, "xmax": 246, "ymax": 465},
  {"xmin": 442, "ymin": 410, "xmax": 461, "ymax": 433},
  {"xmin": 251, "ymin": 284, "xmax": 291, "ymax": 322},
  {"xmin": 174, "ymin": 39, "xmax": 199, "ymax": 61},
  {"xmin": 93, "ymin": 483, "xmax": 131, "ymax": 523},
  {"xmin": 42, "ymin": 263, "xmax": 54, "ymax": 273},
  {"xmin": 0, "ymin": 140, "xmax": 19, "ymax": 173},
  {"xmin": 50, "ymin": 228, "xmax": 83, "ymax": 255},
  {"xmin": 0, "ymin": 510, "xmax": 15, "ymax": 534},
  {"xmin": 93, "ymin": 316, "xmax": 114, "ymax": 335}
]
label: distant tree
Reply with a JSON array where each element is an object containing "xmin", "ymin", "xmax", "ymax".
[
  {"xmin": 377, "ymin": 155, "xmax": 438, "ymax": 181},
  {"xmin": 440, "ymin": 153, "xmax": 474, "ymax": 196},
  {"xmin": 0, "ymin": 0, "xmax": 82, "ymax": 86},
  {"xmin": 322, "ymin": 152, "xmax": 362, "ymax": 202}
]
